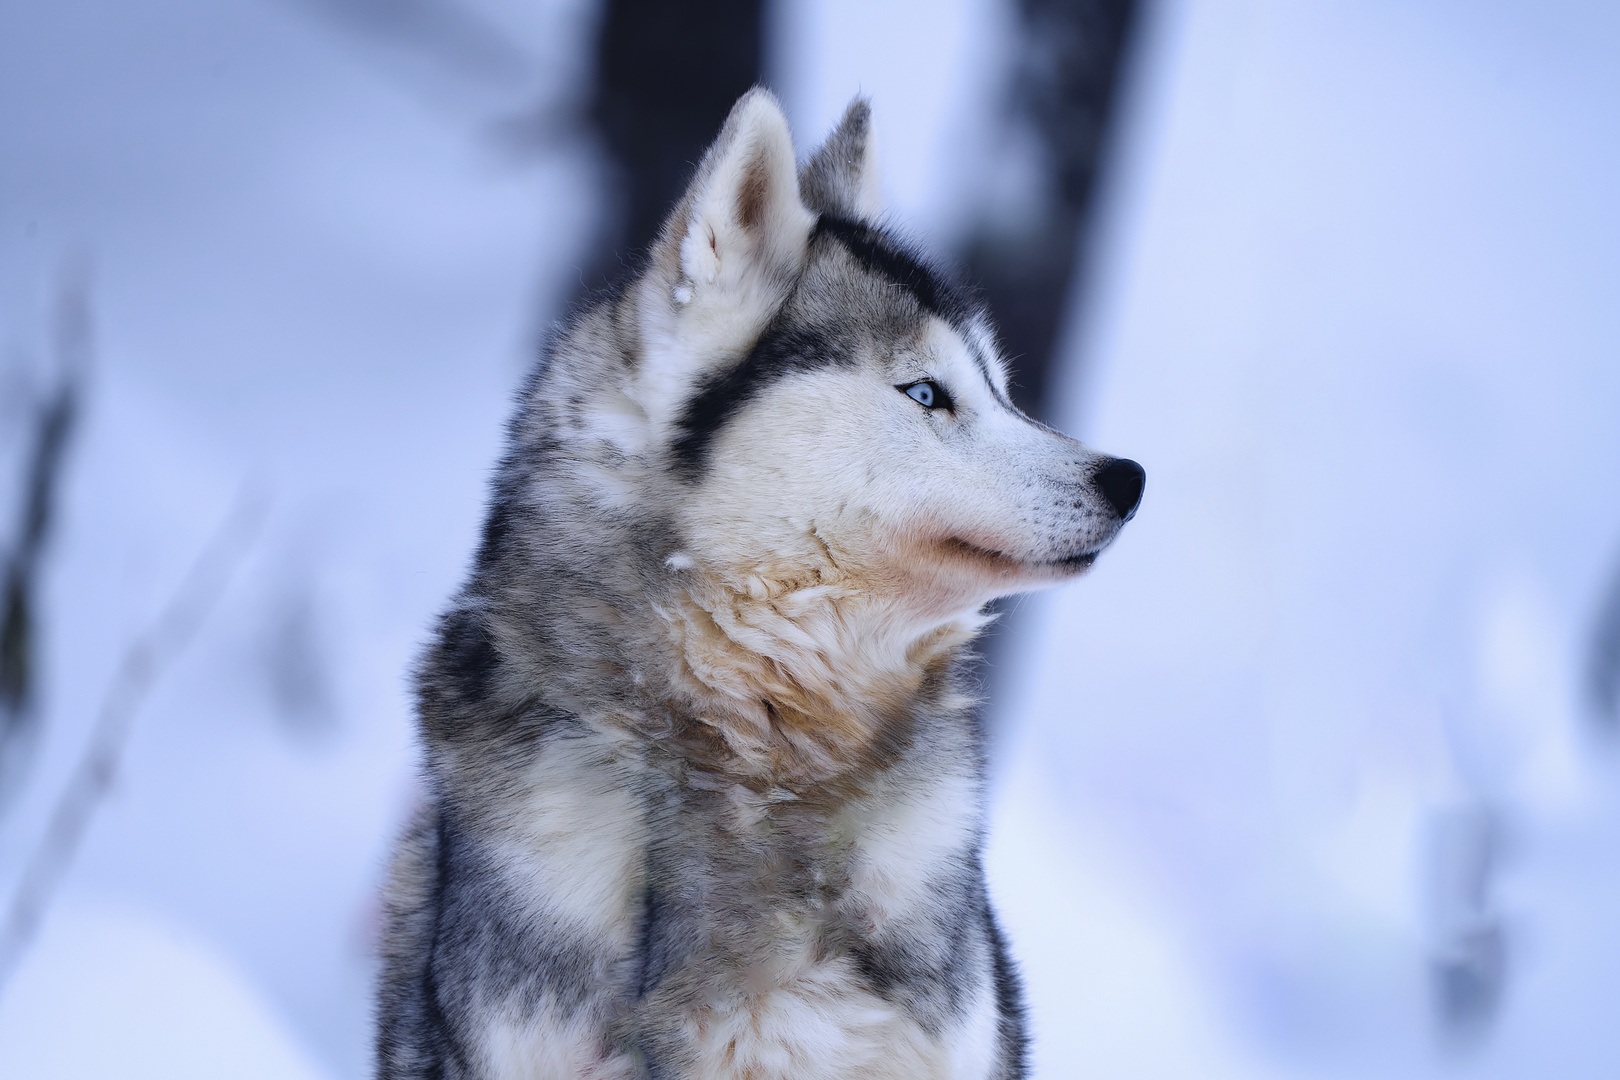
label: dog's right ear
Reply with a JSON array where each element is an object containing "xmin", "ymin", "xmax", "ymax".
[
  {"xmin": 634, "ymin": 89, "xmax": 814, "ymax": 400},
  {"xmin": 800, "ymin": 97, "xmax": 882, "ymax": 220}
]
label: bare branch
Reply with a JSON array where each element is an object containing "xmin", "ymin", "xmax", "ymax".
[
  {"xmin": 0, "ymin": 263, "xmax": 92, "ymax": 810},
  {"xmin": 0, "ymin": 487, "xmax": 267, "ymax": 994}
]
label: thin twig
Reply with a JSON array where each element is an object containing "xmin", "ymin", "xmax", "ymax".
[
  {"xmin": 1, "ymin": 263, "xmax": 92, "ymax": 805},
  {"xmin": 0, "ymin": 487, "xmax": 267, "ymax": 993}
]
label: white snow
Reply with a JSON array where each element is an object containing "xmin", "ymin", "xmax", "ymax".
[{"xmin": 0, "ymin": 900, "xmax": 332, "ymax": 1080}]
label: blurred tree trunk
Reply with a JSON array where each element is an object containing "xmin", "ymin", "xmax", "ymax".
[
  {"xmin": 585, "ymin": 0, "xmax": 764, "ymax": 291},
  {"xmin": 962, "ymin": 0, "xmax": 1143, "ymax": 422}
]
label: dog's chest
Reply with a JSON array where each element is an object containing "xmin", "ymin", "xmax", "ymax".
[
  {"xmin": 676, "ymin": 960, "xmax": 983, "ymax": 1080},
  {"xmin": 695, "ymin": 768, "xmax": 979, "ymax": 932},
  {"xmin": 650, "ymin": 772, "xmax": 995, "ymax": 1080},
  {"xmin": 478, "ymin": 742, "xmax": 995, "ymax": 1079}
]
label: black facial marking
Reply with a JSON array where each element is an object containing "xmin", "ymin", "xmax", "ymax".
[
  {"xmin": 814, "ymin": 214, "xmax": 975, "ymax": 326},
  {"xmin": 669, "ymin": 323, "xmax": 843, "ymax": 481},
  {"xmin": 961, "ymin": 331, "xmax": 1014, "ymax": 411}
]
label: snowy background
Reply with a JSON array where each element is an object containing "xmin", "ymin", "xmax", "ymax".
[{"xmin": 2, "ymin": 1, "xmax": 1618, "ymax": 1077}]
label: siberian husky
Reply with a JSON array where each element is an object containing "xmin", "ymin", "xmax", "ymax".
[{"xmin": 375, "ymin": 88, "xmax": 1144, "ymax": 1080}]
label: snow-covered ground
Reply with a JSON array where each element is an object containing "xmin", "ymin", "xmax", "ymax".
[{"xmin": 1, "ymin": 1, "xmax": 1617, "ymax": 1077}]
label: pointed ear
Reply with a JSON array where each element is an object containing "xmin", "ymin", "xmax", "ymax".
[
  {"xmin": 800, "ymin": 97, "xmax": 882, "ymax": 219},
  {"xmin": 643, "ymin": 89, "xmax": 813, "ymax": 322}
]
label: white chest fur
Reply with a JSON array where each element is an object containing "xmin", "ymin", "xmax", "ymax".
[{"xmin": 680, "ymin": 957, "xmax": 993, "ymax": 1080}]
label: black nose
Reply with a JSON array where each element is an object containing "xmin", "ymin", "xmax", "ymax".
[{"xmin": 1095, "ymin": 457, "xmax": 1145, "ymax": 521}]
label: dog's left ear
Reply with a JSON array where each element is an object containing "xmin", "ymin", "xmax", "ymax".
[{"xmin": 801, "ymin": 97, "xmax": 882, "ymax": 220}]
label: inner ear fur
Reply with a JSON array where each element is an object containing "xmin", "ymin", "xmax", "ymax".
[{"xmin": 800, "ymin": 96, "xmax": 882, "ymax": 220}]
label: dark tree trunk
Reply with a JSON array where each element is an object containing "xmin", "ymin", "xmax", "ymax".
[
  {"xmin": 585, "ymin": 0, "xmax": 765, "ymax": 291},
  {"xmin": 961, "ymin": 0, "xmax": 1143, "ymax": 422}
]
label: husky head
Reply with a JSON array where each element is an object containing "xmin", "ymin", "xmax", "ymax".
[{"xmin": 467, "ymin": 90, "xmax": 1141, "ymax": 775}]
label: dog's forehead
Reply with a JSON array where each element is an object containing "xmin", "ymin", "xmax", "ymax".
[
  {"xmin": 806, "ymin": 217, "xmax": 975, "ymax": 321},
  {"xmin": 794, "ymin": 226, "xmax": 979, "ymax": 348},
  {"xmin": 913, "ymin": 316, "xmax": 1009, "ymax": 394},
  {"xmin": 799, "ymin": 217, "xmax": 1008, "ymax": 390}
]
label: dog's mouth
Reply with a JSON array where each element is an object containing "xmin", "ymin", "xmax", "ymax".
[{"xmin": 939, "ymin": 537, "xmax": 1101, "ymax": 576}]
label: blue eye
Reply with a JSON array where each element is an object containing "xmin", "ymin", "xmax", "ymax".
[{"xmin": 900, "ymin": 380, "xmax": 952, "ymax": 411}]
